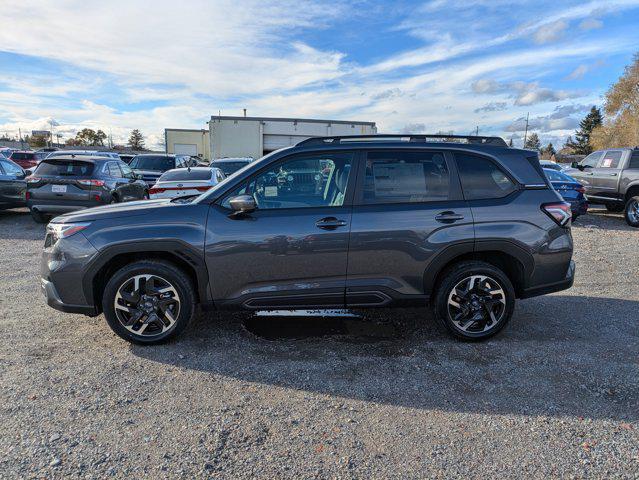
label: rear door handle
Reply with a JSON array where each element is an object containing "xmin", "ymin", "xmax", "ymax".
[
  {"xmin": 315, "ymin": 217, "xmax": 348, "ymax": 230},
  {"xmin": 435, "ymin": 211, "xmax": 465, "ymax": 223}
]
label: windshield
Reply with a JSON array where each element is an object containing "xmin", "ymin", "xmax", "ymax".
[
  {"xmin": 35, "ymin": 160, "xmax": 95, "ymax": 176},
  {"xmin": 195, "ymin": 151, "xmax": 282, "ymax": 204},
  {"xmin": 213, "ymin": 160, "xmax": 250, "ymax": 176},
  {"xmin": 130, "ymin": 156, "xmax": 175, "ymax": 171},
  {"xmin": 10, "ymin": 152, "xmax": 36, "ymax": 160},
  {"xmin": 159, "ymin": 169, "xmax": 212, "ymax": 181}
]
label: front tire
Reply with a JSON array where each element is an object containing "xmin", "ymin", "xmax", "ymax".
[
  {"xmin": 434, "ymin": 261, "xmax": 515, "ymax": 341},
  {"xmin": 624, "ymin": 196, "xmax": 639, "ymax": 228},
  {"xmin": 102, "ymin": 260, "xmax": 195, "ymax": 344}
]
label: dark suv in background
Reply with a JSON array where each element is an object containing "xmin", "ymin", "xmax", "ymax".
[
  {"xmin": 27, "ymin": 155, "xmax": 148, "ymax": 223},
  {"xmin": 40, "ymin": 135, "xmax": 574, "ymax": 344},
  {"xmin": 129, "ymin": 154, "xmax": 190, "ymax": 187}
]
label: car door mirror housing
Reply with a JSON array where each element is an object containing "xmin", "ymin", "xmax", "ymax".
[{"xmin": 229, "ymin": 195, "xmax": 256, "ymax": 214}]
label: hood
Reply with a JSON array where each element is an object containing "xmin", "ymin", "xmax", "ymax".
[{"xmin": 52, "ymin": 198, "xmax": 176, "ymax": 223}]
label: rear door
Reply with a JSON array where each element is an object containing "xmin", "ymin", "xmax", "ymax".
[
  {"xmin": 346, "ymin": 149, "xmax": 473, "ymax": 305},
  {"xmin": 0, "ymin": 160, "xmax": 26, "ymax": 206},
  {"xmin": 588, "ymin": 150, "xmax": 625, "ymax": 201},
  {"xmin": 105, "ymin": 161, "xmax": 130, "ymax": 200}
]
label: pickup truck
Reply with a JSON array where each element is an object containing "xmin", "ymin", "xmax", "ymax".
[{"xmin": 568, "ymin": 147, "xmax": 639, "ymax": 227}]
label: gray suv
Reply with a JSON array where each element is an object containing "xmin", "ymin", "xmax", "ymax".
[{"xmin": 40, "ymin": 135, "xmax": 575, "ymax": 344}]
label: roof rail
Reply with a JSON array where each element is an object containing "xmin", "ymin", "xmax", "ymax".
[{"xmin": 296, "ymin": 134, "xmax": 509, "ymax": 148}]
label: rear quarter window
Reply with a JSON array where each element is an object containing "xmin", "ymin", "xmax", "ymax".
[
  {"xmin": 455, "ymin": 153, "xmax": 517, "ymax": 200},
  {"xmin": 627, "ymin": 151, "xmax": 639, "ymax": 170}
]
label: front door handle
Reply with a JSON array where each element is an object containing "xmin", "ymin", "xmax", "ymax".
[
  {"xmin": 316, "ymin": 217, "xmax": 348, "ymax": 230},
  {"xmin": 609, "ymin": 173, "xmax": 618, "ymax": 176},
  {"xmin": 435, "ymin": 211, "xmax": 465, "ymax": 223}
]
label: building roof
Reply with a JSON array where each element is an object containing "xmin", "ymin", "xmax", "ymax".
[{"xmin": 208, "ymin": 115, "xmax": 376, "ymax": 127}]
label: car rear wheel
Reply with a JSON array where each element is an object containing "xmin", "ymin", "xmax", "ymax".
[
  {"xmin": 434, "ymin": 261, "xmax": 515, "ymax": 341},
  {"xmin": 102, "ymin": 260, "xmax": 195, "ymax": 344},
  {"xmin": 30, "ymin": 209, "xmax": 49, "ymax": 224},
  {"xmin": 624, "ymin": 196, "xmax": 639, "ymax": 228}
]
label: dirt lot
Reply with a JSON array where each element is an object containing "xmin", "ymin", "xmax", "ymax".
[{"xmin": 0, "ymin": 207, "xmax": 637, "ymax": 479}]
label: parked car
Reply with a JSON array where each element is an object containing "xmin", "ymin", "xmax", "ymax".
[
  {"xmin": 540, "ymin": 160, "xmax": 565, "ymax": 171},
  {"xmin": 210, "ymin": 157, "xmax": 252, "ymax": 176},
  {"xmin": 149, "ymin": 167, "xmax": 225, "ymax": 199},
  {"xmin": 568, "ymin": 147, "xmax": 639, "ymax": 227},
  {"xmin": 0, "ymin": 158, "xmax": 27, "ymax": 209},
  {"xmin": 40, "ymin": 134, "xmax": 574, "ymax": 344},
  {"xmin": 27, "ymin": 155, "xmax": 148, "ymax": 223},
  {"xmin": 9, "ymin": 151, "xmax": 39, "ymax": 170},
  {"xmin": 128, "ymin": 154, "xmax": 189, "ymax": 187},
  {"xmin": 44, "ymin": 150, "xmax": 119, "ymax": 160},
  {"xmin": 543, "ymin": 168, "xmax": 588, "ymax": 221}
]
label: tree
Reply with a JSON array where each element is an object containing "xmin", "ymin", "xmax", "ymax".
[
  {"xmin": 590, "ymin": 52, "xmax": 639, "ymax": 149},
  {"xmin": 540, "ymin": 142, "xmax": 556, "ymax": 159},
  {"xmin": 94, "ymin": 129, "xmax": 107, "ymax": 146},
  {"xmin": 570, "ymin": 106, "xmax": 602, "ymax": 154},
  {"xmin": 524, "ymin": 132, "xmax": 541, "ymax": 151},
  {"xmin": 128, "ymin": 129, "xmax": 145, "ymax": 150}
]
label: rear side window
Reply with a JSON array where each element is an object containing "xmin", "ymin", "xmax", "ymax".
[
  {"xmin": 599, "ymin": 151, "xmax": 622, "ymax": 168},
  {"xmin": 159, "ymin": 169, "xmax": 212, "ymax": 181},
  {"xmin": 361, "ymin": 150, "xmax": 451, "ymax": 204},
  {"xmin": 106, "ymin": 162, "xmax": 122, "ymax": 177},
  {"xmin": 35, "ymin": 160, "xmax": 94, "ymax": 176},
  {"xmin": 629, "ymin": 151, "xmax": 639, "ymax": 170},
  {"xmin": 455, "ymin": 153, "xmax": 517, "ymax": 200}
]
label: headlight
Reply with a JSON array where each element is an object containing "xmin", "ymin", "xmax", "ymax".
[{"xmin": 47, "ymin": 222, "xmax": 91, "ymax": 244}]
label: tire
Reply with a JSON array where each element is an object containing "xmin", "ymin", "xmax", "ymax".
[
  {"xmin": 110, "ymin": 194, "xmax": 119, "ymax": 204},
  {"xmin": 102, "ymin": 260, "xmax": 195, "ymax": 344},
  {"xmin": 624, "ymin": 196, "xmax": 639, "ymax": 228},
  {"xmin": 433, "ymin": 261, "xmax": 515, "ymax": 341},
  {"xmin": 30, "ymin": 209, "xmax": 48, "ymax": 224},
  {"xmin": 605, "ymin": 204, "xmax": 624, "ymax": 213}
]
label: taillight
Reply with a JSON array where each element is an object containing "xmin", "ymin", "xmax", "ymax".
[
  {"xmin": 149, "ymin": 187, "xmax": 165, "ymax": 194},
  {"xmin": 26, "ymin": 176, "xmax": 41, "ymax": 184},
  {"xmin": 77, "ymin": 179, "xmax": 105, "ymax": 187},
  {"xmin": 576, "ymin": 186, "xmax": 585, "ymax": 194},
  {"xmin": 542, "ymin": 202, "xmax": 571, "ymax": 226},
  {"xmin": 195, "ymin": 186, "xmax": 211, "ymax": 192},
  {"xmin": 25, "ymin": 191, "xmax": 30, "ymax": 200}
]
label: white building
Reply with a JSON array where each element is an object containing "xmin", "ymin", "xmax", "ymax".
[{"xmin": 165, "ymin": 115, "xmax": 377, "ymax": 161}]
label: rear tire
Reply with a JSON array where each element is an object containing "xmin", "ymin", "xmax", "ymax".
[
  {"xmin": 433, "ymin": 261, "xmax": 515, "ymax": 341},
  {"xmin": 30, "ymin": 209, "xmax": 48, "ymax": 224},
  {"xmin": 605, "ymin": 204, "xmax": 624, "ymax": 213},
  {"xmin": 624, "ymin": 196, "xmax": 639, "ymax": 228},
  {"xmin": 102, "ymin": 260, "xmax": 195, "ymax": 344}
]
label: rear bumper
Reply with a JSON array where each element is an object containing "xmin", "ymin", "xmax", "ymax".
[
  {"xmin": 41, "ymin": 278, "xmax": 98, "ymax": 316},
  {"xmin": 28, "ymin": 198, "xmax": 108, "ymax": 214},
  {"xmin": 519, "ymin": 260, "xmax": 575, "ymax": 298}
]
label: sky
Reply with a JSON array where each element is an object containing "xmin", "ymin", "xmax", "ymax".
[{"xmin": 1, "ymin": 0, "xmax": 638, "ymax": 150}]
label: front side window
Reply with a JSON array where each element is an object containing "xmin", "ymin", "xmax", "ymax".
[
  {"xmin": 581, "ymin": 151, "xmax": 603, "ymax": 168},
  {"xmin": 223, "ymin": 152, "xmax": 353, "ymax": 210},
  {"xmin": 361, "ymin": 150, "xmax": 450, "ymax": 204},
  {"xmin": 456, "ymin": 153, "xmax": 517, "ymax": 200},
  {"xmin": 599, "ymin": 151, "xmax": 622, "ymax": 168},
  {"xmin": 107, "ymin": 162, "xmax": 122, "ymax": 177}
]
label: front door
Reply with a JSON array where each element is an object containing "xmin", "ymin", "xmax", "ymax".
[
  {"xmin": 570, "ymin": 150, "xmax": 604, "ymax": 196},
  {"xmin": 0, "ymin": 159, "xmax": 26, "ymax": 207},
  {"xmin": 588, "ymin": 150, "xmax": 625, "ymax": 201},
  {"xmin": 205, "ymin": 151, "xmax": 356, "ymax": 308},
  {"xmin": 346, "ymin": 149, "xmax": 473, "ymax": 305}
]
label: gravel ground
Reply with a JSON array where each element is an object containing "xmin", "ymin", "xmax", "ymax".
[{"xmin": 0, "ymin": 207, "xmax": 637, "ymax": 479}]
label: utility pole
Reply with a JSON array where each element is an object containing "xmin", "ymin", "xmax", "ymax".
[
  {"xmin": 19, "ymin": 128, "xmax": 24, "ymax": 149},
  {"xmin": 475, "ymin": 126, "xmax": 479, "ymax": 136},
  {"xmin": 523, "ymin": 112, "xmax": 529, "ymax": 147}
]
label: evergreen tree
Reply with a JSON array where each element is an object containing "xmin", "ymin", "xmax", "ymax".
[
  {"xmin": 128, "ymin": 129, "xmax": 145, "ymax": 150},
  {"xmin": 524, "ymin": 132, "xmax": 541, "ymax": 151},
  {"xmin": 572, "ymin": 106, "xmax": 602, "ymax": 154},
  {"xmin": 545, "ymin": 143, "xmax": 556, "ymax": 156}
]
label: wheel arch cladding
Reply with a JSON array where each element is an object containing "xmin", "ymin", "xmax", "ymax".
[{"xmin": 83, "ymin": 241, "xmax": 208, "ymax": 312}]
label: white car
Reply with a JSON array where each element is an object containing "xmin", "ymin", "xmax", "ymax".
[{"xmin": 149, "ymin": 167, "xmax": 225, "ymax": 199}]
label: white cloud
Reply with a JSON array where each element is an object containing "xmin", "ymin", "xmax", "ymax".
[
  {"xmin": 579, "ymin": 18, "xmax": 603, "ymax": 30},
  {"xmin": 532, "ymin": 20, "xmax": 569, "ymax": 44}
]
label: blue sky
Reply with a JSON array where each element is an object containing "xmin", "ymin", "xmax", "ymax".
[{"xmin": 1, "ymin": 0, "xmax": 638, "ymax": 149}]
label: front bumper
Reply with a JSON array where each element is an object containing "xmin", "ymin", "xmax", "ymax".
[
  {"xmin": 520, "ymin": 260, "xmax": 575, "ymax": 299},
  {"xmin": 41, "ymin": 278, "xmax": 98, "ymax": 315}
]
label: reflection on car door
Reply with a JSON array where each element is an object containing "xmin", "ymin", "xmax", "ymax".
[
  {"xmin": 346, "ymin": 149, "xmax": 473, "ymax": 305},
  {"xmin": 588, "ymin": 150, "xmax": 625, "ymax": 201},
  {"xmin": 204, "ymin": 151, "xmax": 356, "ymax": 308}
]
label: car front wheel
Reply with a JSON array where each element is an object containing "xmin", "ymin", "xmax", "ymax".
[
  {"xmin": 434, "ymin": 261, "xmax": 515, "ymax": 341},
  {"xmin": 624, "ymin": 196, "xmax": 639, "ymax": 228},
  {"xmin": 102, "ymin": 260, "xmax": 195, "ymax": 344}
]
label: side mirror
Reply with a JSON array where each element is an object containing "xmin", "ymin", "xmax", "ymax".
[
  {"xmin": 229, "ymin": 195, "xmax": 256, "ymax": 215},
  {"xmin": 571, "ymin": 161, "xmax": 579, "ymax": 168}
]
